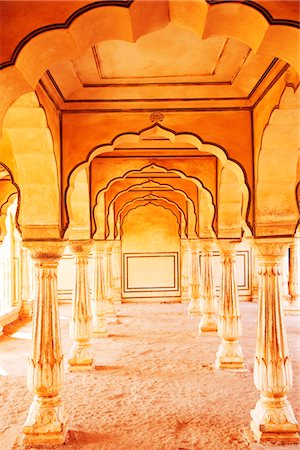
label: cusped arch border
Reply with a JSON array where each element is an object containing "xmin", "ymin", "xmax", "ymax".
[
  {"xmin": 118, "ymin": 196, "xmax": 185, "ymax": 239},
  {"xmin": 93, "ymin": 162, "xmax": 214, "ymax": 236},
  {"xmin": 1, "ymin": 0, "xmax": 299, "ymax": 70},
  {"xmin": 102, "ymin": 179, "xmax": 199, "ymax": 239},
  {"xmin": 0, "ymin": 162, "xmax": 21, "ymax": 239},
  {"xmin": 65, "ymin": 123, "xmax": 251, "ymax": 238}
]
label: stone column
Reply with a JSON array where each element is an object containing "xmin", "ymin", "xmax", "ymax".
[
  {"xmin": 92, "ymin": 241, "xmax": 108, "ymax": 337},
  {"xmin": 251, "ymin": 249, "xmax": 259, "ymax": 302},
  {"xmin": 20, "ymin": 247, "xmax": 34, "ymax": 317},
  {"xmin": 251, "ymin": 239, "xmax": 299, "ymax": 443},
  {"xmin": 215, "ymin": 241, "xmax": 245, "ymax": 370},
  {"xmin": 22, "ymin": 241, "xmax": 68, "ymax": 447},
  {"xmin": 188, "ymin": 240, "xmax": 201, "ymax": 316},
  {"xmin": 199, "ymin": 240, "xmax": 218, "ymax": 334},
  {"xmin": 112, "ymin": 240, "xmax": 122, "ymax": 306},
  {"xmin": 68, "ymin": 241, "xmax": 94, "ymax": 371},
  {"xmin": 105, "ymin": 242, "xmax": 117, "ymax": 322},
  {"xmin": 181, "ymin": 239, "xmax": 191, "ymax": 303},
  {"xmin": 286, "ymin": 237, "xmax": 300, "ymax": 314}
]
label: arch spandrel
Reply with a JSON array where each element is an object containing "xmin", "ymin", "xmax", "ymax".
[
  {"xmin": 256, "ymin": 86, "xmax": 300, "ymax": 236},
  {"xmin": 1, "ymin": 92, "xmax": 60, "ymax": 240}
]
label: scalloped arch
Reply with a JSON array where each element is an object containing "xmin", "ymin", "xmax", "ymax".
[{"xmin": 66, "ymin": 124, "xmax": 249, "ymax": 239}]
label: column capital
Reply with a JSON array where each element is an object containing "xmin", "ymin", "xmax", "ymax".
[
  {"xmin": 92, "ymin": 240, "xmax": 106, "ymax": 253},
  {"xmin": 253, "ymin": 238, "xmax": 291, "ymax": 260},
  {"xmin": 23, "ymin": 240, "xmax": 65, "ymax": 261},
  {"xmin": 104, "ymin": 240, "xmax": 114, "ymax": 252},
  {"xmin": 217, "ymin": 239, "xmax": 240, "ymax": 255},
  {"xmin": 200, "ymin": 239, "xmax": 216, "ymax": 253},
  {"xmin": 189, "ymin": 239, "xmax": 201, "ymax": 252},
  {"xmin": 181, "ymin": 238, "xmax": 191, "ymax": 249},
  {"xmin": 69, "ymin": 240, "xmax": 92, "ymax": 256}
]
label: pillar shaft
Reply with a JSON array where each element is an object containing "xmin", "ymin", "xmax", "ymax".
[
  {"xmin": 251, "ymin": 240, "xmax": 299, "ymax": 443},
  {"xmin": 22, "ymin": 241, "xmax": 67, "ymax": 446},
  {"xmin": 92, "ymin": 242, "xmax": 108, "ymax": 337},
  {"xmin": 20, "ymin": 247, "xmax": 34, "ymax": 317},
  {"xmin": 181, "ymin": 239, "xmax": 191, "ymax": 303},
  {"xmin": 286, "ymin": 238, "xmax": 300, "ymax": 314},
  {"xmin": 68, "ymin": 241, "xmax": 93, "ymax": 371},
  {"xmin": 105, "ymin": 243, "xmax": 117, "ymax": 321},
  {"xmin": 188, "ymin": 241, "xmax": 201, "ymax": 316},
  {"xmin": 112, "ymin": 241, "xmax": 122, "ymax": 305},
  {"xmin": 215, "ymin": 241, "xmax": 245, "ymax": 369},
  {"xmin": 199, "ymin": 241, "xmax": 217, "ymax": 333}
]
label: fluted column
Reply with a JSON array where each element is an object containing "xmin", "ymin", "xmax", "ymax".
[
  {"xmin": 92, "ymin": 241, "xmax": 108, "ymax": 337},
  {"xmin": 105, "ymin": 242, "xmax": 117, "ymax": 322},
  {"xmin": 251, "ymin": 249, "xmax": 259, "ymax": 302},
  {"xmin": 251, "ymin": 239, "xmax": 299, "ymax": 443},
  {"xmin": 188, "ymin": 240, "xmax": 201, "ymax": 316},
  {"xmin": 215, "ymin": 241, "xmax": 245, "ymax": 370},
  {"xmin": 286, "ymin": 237, "xmax": 300, "ymax": 314},
  {"xmin": 20, "ymin": 247, "xmax": 34, "ymax": 317},
  {"xmin": 112, "ymin": 240, "xmax": 122, "ymax": 306},
  {"xmin": 22, "ymin": 241, "xmax": 67, "ymax": 447},
  {"xmin": 68, "ymin": 241, "xmax": 94, "ymax": 371},
  {"xmin": 181, "ymin": 239, "xmax": 191, "ymax": 303},
  {"xmin": 199, "ymin": 240, "xmax": 218, "ymax": 334}
]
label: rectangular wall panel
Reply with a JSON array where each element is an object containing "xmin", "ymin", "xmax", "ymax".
[{"xmin": 123, "ymin": 252, "xmax": 180, "ymax": 298}]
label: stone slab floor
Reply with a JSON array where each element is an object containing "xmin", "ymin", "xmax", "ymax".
[{"xmin": 0, "ymin": 302, "xmax": 299, "ymax": 450}]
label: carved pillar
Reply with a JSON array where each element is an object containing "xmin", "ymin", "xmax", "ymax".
[
  {"xmin": 188, "ymin": 240, "xmax": 201, "ymax": 316},
  {"xmin": 251, "ymin": 239, "xmax": 299, "ymax": 443},
  {"xmin": 251, "ymin": 249, "xmax": 259, "ymax": 302},
  {"xmin": 68, "ymin": 241, "xmax": 94, "ymax": 371},
  {"xmin": 286, "ymin": 238, "xmax": 300, "ymax": 314},
  {"xmin": 112, "ymin": 240, "xmax": 122, "ymax": 305},
  {"xmin": 215, "ymin": 241, "xmax": 245, "ymax": 370},
  {"xmin": 105, "ymin": 242, "xmax": 117, "ymax": 322},
  {"xmin": 22, "ymin": 241, "xmax": 68, "ymax": 447},
  {"xmin": 20, "ymin": 247, "xmax": 34, "ymax": 317},
  {"xmin": 199, "ymin": 240, "xmax": 217, "ymax": 334},
  {"xmin": 181, "ymin": 239, "xmax": 191, "ymax": 303},
  {"xmin": 92, "ymin": 241, "xmax": 108, "ymax": 338}
]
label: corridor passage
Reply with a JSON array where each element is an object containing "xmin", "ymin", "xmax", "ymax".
[{"xmin": 0, "ymin": 302, "xmax": 299, "ymax": 450}]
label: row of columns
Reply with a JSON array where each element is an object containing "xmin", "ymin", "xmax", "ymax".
[
  {"xmin": 20, "ymin": 237, "xmax": 299, "ymax": 446},
  {"xmin": 22, "ymin": 239, "xmax": 121, "ymax": 446},
  {"xmin": 182, "ymin": 238, "xmax": 299, "ymax": 442}
]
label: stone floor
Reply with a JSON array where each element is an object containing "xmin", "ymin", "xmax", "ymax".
[{"xmin": 0, "ymin": 301, "xmax": 299, "ymax": 450}]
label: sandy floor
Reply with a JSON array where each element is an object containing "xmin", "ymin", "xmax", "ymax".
[{"xmin": 0, "ymin": 302, "xmax": 299, "ymax": 450}]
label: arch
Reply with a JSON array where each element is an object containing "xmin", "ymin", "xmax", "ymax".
[
  {"xmin": 0, "ymin": 193, "xmax": 18, "ymax": 243},
  {"xmin": 67, "ymin": 125, "xmax": 248, "ymax": 240},
  {"xmin": 97, "ymin": 179, "xmax": 198, "ymax": 240},
  {"xmin": 0, "ymin": 92, "xmax": 60, "ymax": 239},
  {"xmin": 0, "ymin": 1, "xmax": 299, "ymax": 131},
  {"xmin": 118, "ymin": 196, "xmax": 185, "ymax": 239}
]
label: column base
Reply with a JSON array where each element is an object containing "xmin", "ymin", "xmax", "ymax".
[
  {"xmin": 94, "ymin": 329, "xmax": 109, "ymax": 338},
  {"xmin": 188, "ymin": 299, "xmax": 201, "ymax": 316},
  {"xmin": 199, "ymin": 315, "xmax": 218, "ymax": 334},
  {"xmin": 20, "ymin": 300, "xmax": 33, "ymax": 318},
  {"xmin": 251, "ymin": 397, "xmax": 300, "ymax": 443},
  {"xmin": 215, "ymin": 341, "xmax": 245, "ymax": 370},
  {"xmin": 68, "ymin": 343, "xmax": 94, "ymax": 371},
  {"xmin": 284, "ymin": 297, "xmax": 300, "ymax": 315},
  {"xmin": 23, "ymin": 395, "xmax": 68, "ymax": 447},
  {"xmin": 113, "ymin": 298, "xmax": 122, "ymax": 305},
  {"xmin": 93, "ymin": 316, "xmax": 108, "ymax": 337}
]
